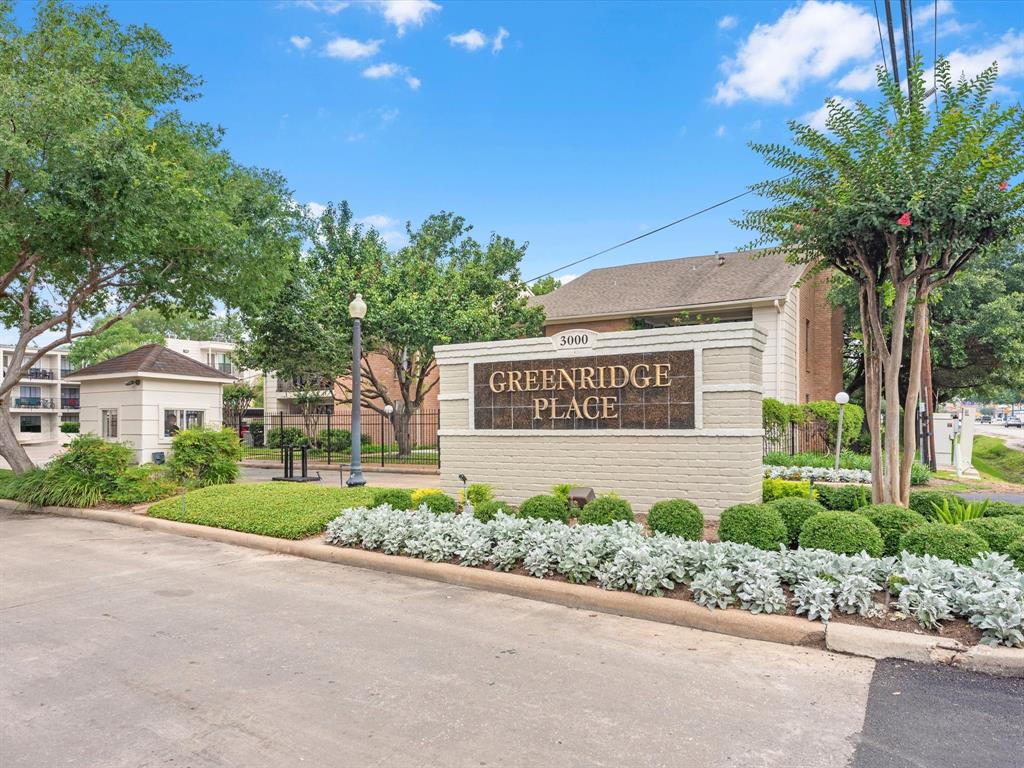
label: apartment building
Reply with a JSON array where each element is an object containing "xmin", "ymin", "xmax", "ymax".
[
  {"xmin": 164, "ymin": 338, "xmax": 260, "ymax": 386},
  {"xmin": 1, "ymin": 345, "xmax": 82, "ymax": 446}
]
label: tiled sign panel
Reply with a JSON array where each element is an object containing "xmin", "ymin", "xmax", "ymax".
[{"xmin": 473, "ymin": 350, "xmax": 695, "ymax": 430}]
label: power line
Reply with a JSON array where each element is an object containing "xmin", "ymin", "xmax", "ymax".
[
  {"xmin": 525, "ymin": 188, "xmax": 758, "ymax": 284},
  {"xmin": 883, "ymin": 0, "xmax": 902, "ymax": 86},
  {"xmin": 873, "ymin": 0, "xmax": 891, "ymax": 79}
]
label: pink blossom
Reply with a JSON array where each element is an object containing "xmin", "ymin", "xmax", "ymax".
[
  {"xmin": 794, "ymin": 223, "xmax": 803, "ymax": 232},
  {"xmin": 999, "ymin": 180, "xmax": 1009, "ymax": 191},
  {"xmin": 897, "ymin": 212, "xmax": 911, "ymax": 227}
]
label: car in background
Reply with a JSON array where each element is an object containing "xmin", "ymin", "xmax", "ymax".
[
  {"xmin": 1007, "ymin": 415, "xmax": 1023, "ymax": 428},
  {"xmin": 978, "ymin": 414, "xmax": 992, "ymax": 424}
]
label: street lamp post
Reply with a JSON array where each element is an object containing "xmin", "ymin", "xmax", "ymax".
[
  {"xmin": 833, "ymin": 391, "xmax": 850, "ymax": 472},
  {"xmin": 347, "ymin": 293, "xmax": 367, "ymax": 487}
]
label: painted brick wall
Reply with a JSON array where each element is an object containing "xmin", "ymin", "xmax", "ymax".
[{"xmin": 435, "ymin": 324, "xmax": 766, "ymax": 517}]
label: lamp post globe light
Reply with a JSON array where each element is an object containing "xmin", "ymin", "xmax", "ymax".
[
  {"xmin": 833, "ymin": 391, "xmax": 850, "ymax": 472},
  {"xmin": 347, "ymin": 293, "xmax": 367, "ymax": 487}
]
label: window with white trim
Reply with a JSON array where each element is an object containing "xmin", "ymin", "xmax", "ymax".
[
  {"xmin": 163, "ymin": 409, "xmax": 204, "ymax": 439},
  {"xmin": 19, "ymin": 415, "xmax": 41, "ymax": 433},
  {"xmin": 101, "ymin": 409, "xmax": 118, "ymax": 438}
]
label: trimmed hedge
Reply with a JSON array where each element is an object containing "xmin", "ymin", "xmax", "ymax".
[
  {"xmin": 814, "ymin": 484, "xmax": 871, "ymax": 511},
  {"xmin": 985, "ymin": 501, "xmax": 1024, "ymax": 518},
  {"xmin": 907, "ymin": 490, "xmax": 955, "ymax": 520},
  {"xmin": 266, "ymin": 426, "xmax": 310, "ymax": 448},
  {"xmin": 718, "ymin": 504, "xmax": 788, "ymax": 551},
  {"xmin": 411, "ymin": 488, "xmax": 443, "ymax": 505},
  {"xmin": 798, "ymin": 512, "xmax": 884, "ymax": 557},
  {"xmin": 764, "ymin": 497, "xmax": 826, "ymax": 547},
  {"xmin": 762, "ymin": 478, "xmax": 811, "ymax": 502},
  {"xmin": 417, "ymin": 492, "xmax": 458, "ymax": 515},
  {"xmin": 369, "ymin": 487, "xmax": 414, "ymax": 510},
  {"xmin": 168, "ymin": 428, "xmax": 242, "ymax": 487},
  {"xmin": 962, "ymin": 517, "xmax": 1024, "ymax": 553},
  {"xmin": 577, "ymin": 494, "xmax": 634, "ymax": 525},
  {"xmin": 860, "ymin": 504, "xmax": 928, "ymax": 557},
  {"xmin": 473, "ymin": 499, "xmax": 514, "ymax": 523},
  {"xmin": 518, "ymin": 494, "xmax": 570, "ymax": 523},
  {"xmin": 1007, "ymin": 536, "xmax": 1024, "ymax": 570},
  {"xmin": 898, "ymin": 523, "xmax": 990, "ymax": 565},
  {"xmin": 646, "ymin": 499, "xmax": 703, "ymax": 540}
]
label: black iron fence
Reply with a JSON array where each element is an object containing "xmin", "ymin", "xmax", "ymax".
[
  {"xmin": 237, "ymin": 409, "xmax": 440, "ymax": 467},
  {"xmin": 763, "ymin": 420, "xmax": 832, "ymax": 456}
]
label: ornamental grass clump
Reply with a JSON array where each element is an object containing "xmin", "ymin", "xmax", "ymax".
[
  {"xmin": 962, "ymin": 517, "xmax": 1024, "ymax": 554},
  {"xmin": 576, "ymin": 494, "xmax": 633, "ymax": 525},
  {"xmin": 764, "ymin": 497, "xmax": 825, "ymax": 547},
  {"xmin": 860, "ymin": 504, "xmax": 928, "ymax": 557},
  {"xmin": 898, "ymin": 523, "xmax": 990, "ymax": 565},
  {"xmin": 798, "ymin": 512, "xmax": 884, "ymax": 557},
  {"xmin": 518, "ymin": 494, "xmax": 570, "ymax": 523},
  {"xmin": 646, "ymin": 499, "xmax": 703, "ymax": 540},
  {"xmin": 324, "ymin": 505, "xmax": 1024, "ymax": 646},
  {"xmin": 718, "ymin": 504, "xmax": 788, "ymax": 551}
]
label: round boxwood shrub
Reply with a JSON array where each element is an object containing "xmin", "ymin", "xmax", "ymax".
[
  {"xmin": 577, "ymin": 494, "xmax": 633, "ymax": 525},
  {"xmin": 907, "ymin": 490, "xmax": 955, "ymax": 520},
  {"xmin": 517, "ymin": 494, "xmax": 570, "ymax": 523},
  {"xmin": 962, "ymin": 517, "xmax": 1024, "ymax": 553},
  {"xmin": 798, "ymin": 511, "xmax": 884, "ymax": 557},
  {"xmin": 718, "ymin": 504, "xmax": 788, "ymax": 551},
  {"xmin": 860, "ymin": 504, "xmax": 928, "ymax": 557},
  {"xmin": 898, "ymin": 523, "xmax": 990, "ymax": 565},
  {"xmin": 1006, "ymin": 536, "xmax": 1024, "ymax": 570},
  {"xmin": 984, "ymin": 501, "xmax": 1024, "ymax": 518},
  {"xmin": 416, "ymin": 491, "xmax": 458, "ymax": 515},
  {"xmin": 647, "ymin": 499, "xmax": 703, "ymax": 540},
  {"xmin": 370, "ymin": 487, "xmax": 414, "ymax": 510},
  {"xmin": 764, "ymin": 497, "xmax": 826, "ymax": 547},
  {"xmin": 473, "ymin": 499, "xmax": 514, "ymax": 523}
]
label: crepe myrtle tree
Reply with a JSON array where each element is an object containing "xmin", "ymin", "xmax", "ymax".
[
  {"xmin": 241, "ymin": 202, "xmax": 545, "ymax": 456},
  {"xmin": 0, "ymin": 2, "xmax": 300, "ymax": 472},
  {"xmin": 739, "ymin": 58, "xmax": 1023, "ymax": 505}
]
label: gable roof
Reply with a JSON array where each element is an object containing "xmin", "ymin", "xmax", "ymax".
[
  {"xmin": 531, "ymin": 249, "xmax": 806, "ymax": 322},
  {"xmin": 69, "ymin": 344, "xmax": 235, "ymax": 381}
]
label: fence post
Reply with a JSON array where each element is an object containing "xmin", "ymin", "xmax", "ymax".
[
  {"xmin": 279, "ymin": 412, "xmax": 285, "ymax": 465},
  {"xmin": 326, "ymin": 411, "xmax": 332, "ymax": 465}
]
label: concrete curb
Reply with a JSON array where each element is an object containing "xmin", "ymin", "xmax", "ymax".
[
  {"xmin": 2, "ymin": 500, "xmax": 822, "ymax": 648},
  {"xmin": 825, "ymin": 622, "xmax": 1024, "ymax": 677},
  {"xmin": 5, "ymin": 499, "xmax": 1022, "ymax": 675}
]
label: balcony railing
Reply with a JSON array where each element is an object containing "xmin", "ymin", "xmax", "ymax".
[
  {"xmin": 61, "ymin": 397, "xmax": 81, "ymax": 409},
  {"xmin": 4, "ymin": 367, "xmax": 57, "ymax": 381},
  {"xmin": 276, "ymin": 376, "xmax": 333, "ymax": 393},
  {"xmin": 13, "ymin": 397, "xmax": 56, "ymax": 409}
]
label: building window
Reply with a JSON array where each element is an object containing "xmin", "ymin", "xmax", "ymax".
[
  {"xmin": 62, "ymin": 413, "xmax": 80, "ymax": 424},
  {"xmin": 163, "ymin": 409, "xmax": 204, "ymax": 438},
  {"xmin": 19, "ymin": 415, "xmax": 41, "ymax": 434},
  {"xmin": 102, "ymin": 409, "xmax": 118, "ymax": 439}
]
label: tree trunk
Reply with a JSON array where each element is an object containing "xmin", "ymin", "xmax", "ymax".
[
  {"xmin": 392, "ymin": 407, "xmax": 414, "ymax": 458},
  {"xmin": 860, "ymin": 289, "xmax": 884, "ymax": 503},
  {"xmin": 0, "ymin": 400, "xmax": 34, "ymax": 474},
  {"xmin": 899, "ymin": 288, "xmax": 930, "ymax": 504},
  {"xmin": 881, "ymin": 281, "xmax": 910, "ymax": 503}
]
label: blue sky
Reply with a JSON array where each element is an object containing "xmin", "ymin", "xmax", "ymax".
[{"xmin": 14, "ymin": 0, "xmax": 1024, "ymax": 289}]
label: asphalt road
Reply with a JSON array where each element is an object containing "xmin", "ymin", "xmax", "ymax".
[{"xmin": 1, "ymin": 510, "xmax": 1021, "ymax": 768}]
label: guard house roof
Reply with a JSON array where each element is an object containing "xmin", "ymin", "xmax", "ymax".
[
  {"xmin": 68, "ymin": 344, "xmax": 236, "ymax": 382},
  {"xmin": 530, "ymin": 249, "xmax": 806, "ymax": 321}
]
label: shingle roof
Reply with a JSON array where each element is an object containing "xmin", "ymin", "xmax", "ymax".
[
  {"xmin": 531, "ymin": 250, "xmax": 806, "ymax": 321},
  {"xmin": 69, "ymin": 344, "xmax": 235, "ymax": 380}
]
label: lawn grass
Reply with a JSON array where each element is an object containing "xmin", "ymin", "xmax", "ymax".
[
  {"xmin": 971, "ymin": 436, "xmax": 1024, "ymax": 486},
  {"xmin": 146, "ymin": 482, "xmax": 374, "ymax": 539}
]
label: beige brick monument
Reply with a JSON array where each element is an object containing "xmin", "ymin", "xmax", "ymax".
[{"xmin": 435, "ymin": 323, "xmax": 766, "ymax": 516}]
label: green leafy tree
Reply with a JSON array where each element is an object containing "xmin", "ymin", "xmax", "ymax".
[
  {"xmin": 739, "ymin": 59, "xmax": 1023, "ymax": 505},
  {"xmin": 0, "ymin": 2, "xmax": 299, "ymax": 471},
  {"xmin": 222, "ymin": 382, "xmax": 258, "ymax": 431},
  {"xmin": 68, "ymin": 319, "xmax": 164, "ymax": 369},
  {"xmin": 239, "ymin": 202, "xmax": 545, "ymax": 455},
  {"xmin": 530, "ymin": 275, "xmax": 561, "ymax": 296}
]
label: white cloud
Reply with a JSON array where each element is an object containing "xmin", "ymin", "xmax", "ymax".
[
  {"xmin": 747, "ymin": 119, "xmax": 762, "ymax": 130},
  {"xmin": 296, "ymin": 0, "xmax": 348, "ymax": 14},
  {"xmin": 306, "ymin": 202, "xmax": 327, "ymax": 219},
  {"xmin": 558, "ymin": 273, "xmax": 578, "ymax": 284},
  {"xmin": 914, "ymin": 0, "xmax": 953, "ymax": 26},
  {"xmin": 358, "ymin": 214, "xmax": 398, "ymax": 230},
  {"xmin": 358, "ymin": 215, "xmax": 408, "ymax": 248},
  {"xmin": 376, "ymin": 0, "xmax": 440, "ymax": 36},
  {"xmin": 378, "ymin": 107, "xmax": 400, "ymax": 124},
  {"xmin": 448, "ymin": 29, "xmax": 486, "ymax": 51},
  {"xmin": 801, "ymin": 96, "xmax": 855, "ymax": 131},
  {"xmin": 290, "ymin": 35, "xmax": 312, "ymax": 50},
  {"xmin": 714, "ymin": 1, "xmax": 878, "ymax": 105},
  {"xmin": 715, "ymin": 124, "xmax": 726, "ymax": 137},
  {"xmin": 324, "ymin": 37, "xmax": 382, "ymax": 60},
  {"xmin": 836, "ymin": 61, "xmax": 881, "ymax": 91},
  {"xmin": 362, "ymin": 62, "xmax": 421, "ymax": 89},
  {"xmin": 492, "ymin": 26, "xmax": 509, "ymax": 53},
  {"xmin": 718, "ymin": 15, "xmax": 738, "ymax": 30},
  {"xmin": 938, "ymin": 31, "xmax": 1024, "ymax": 83}
]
